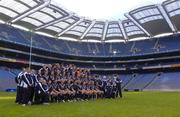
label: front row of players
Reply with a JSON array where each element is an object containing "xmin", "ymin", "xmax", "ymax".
[{"xmin": 15, "ymin": 68, "xmax": 122, "ymax": 106}]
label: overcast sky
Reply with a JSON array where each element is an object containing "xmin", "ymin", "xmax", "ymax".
[{"xmin": 53, "ymin": 0, "xmax": 165, "ymax": 20}]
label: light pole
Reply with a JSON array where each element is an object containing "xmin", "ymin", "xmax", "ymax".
[{"xmin": 29, "ymin": 30, "xmax": 34, "ymax": 69}]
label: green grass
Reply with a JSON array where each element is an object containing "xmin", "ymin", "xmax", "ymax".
[{"xmin": 0, "ymin": 92, "xmax": 180, "ymax": 117}]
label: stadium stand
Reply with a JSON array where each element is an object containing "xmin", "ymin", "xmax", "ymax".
[
  {"xmin": 97, "ymin": 72, "xmax": 180, "ymax": 91},
  {"xmin": 123, "ymin": 73, "xmax": 158, "ymax": 91},
  {"xmin": 0, "ymin": 67, "xmax": 17, "ymax": 91},
  {"xmin": 1, "ymin": 23, "xmax": 180, "ymax": 57},
  {"xmin": 0, "ymin": 0, "xmax": 180, "ymax": 93},
  {"xmin": 144, "ymin": 72, "xmax": 180, "ymax": 91}
]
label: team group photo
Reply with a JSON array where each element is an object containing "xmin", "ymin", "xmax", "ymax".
[{"xmin": 15, "ymin": 64, "xmax": 122, "ymax": 106}]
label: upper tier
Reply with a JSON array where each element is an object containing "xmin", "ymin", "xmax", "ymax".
[{"xmin": 0, "ymin": 24, "xmax": 180, "ymax": 57}]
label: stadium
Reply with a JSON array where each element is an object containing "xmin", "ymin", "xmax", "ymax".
[{"xmin": 0, "ymin": 0, "xmax": 180, "ymax": 116}]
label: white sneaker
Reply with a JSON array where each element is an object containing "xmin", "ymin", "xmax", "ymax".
[
  {"xmin": 28, "ymin": 101, "xmax": 32, "ymax": 105},
  {"xmin": 22, "ymin": 104, "xmax": 26, "ymax": 107},
  {"xmin": 43, "ymin": 103, "xmax": 49, "ymax": 105}
]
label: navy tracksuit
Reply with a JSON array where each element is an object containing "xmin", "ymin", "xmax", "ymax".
[{"xmin": 34, "ymin": 82, "xmax": 49, "ymax": 104}]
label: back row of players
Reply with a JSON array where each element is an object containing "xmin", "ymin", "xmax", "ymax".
[{"xmin": 15, "ymin": 64, "xmax": 122, "ymax": 106}]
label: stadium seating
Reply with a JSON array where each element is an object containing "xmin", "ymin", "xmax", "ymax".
[
  {"xmin": 144, "ymin": 72, "xmax": 180, "ymax": 91},
  {"xmin": 120, "ymin": 74, "xmax": 134, "ymax": 88},
  {"xmin": 96, "ymin": 72, "xmax": 180, "ymax": 91},
  {"xmin": 123, "ymin": 74, "xmax": 156, "ymax": 91},
  {"xmin": 1, "ymin": 24, "xmax": 180, "ymax": 92},
  {"xmin": 132, "ymin": 39, "xmax": 157, "ymax": 55},
  {"xmin": 0, "ymin": 24, "xmax": 30, "ymax": 45},
  {"xmin": 121, "ymin": 72, "xmax": 180, "ymax": 91},
  {"xmin": 1, "ymin": 24, "xmax": 180, "ymax": 57},
  {"xmin": 0, "ymin": 68, "xmax": 16, "ymax": 91}
]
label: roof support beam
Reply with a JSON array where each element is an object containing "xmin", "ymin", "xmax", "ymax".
[
  {"xmin": 57, "ymin": 18, "xmax": 84, "ymax": 36},
  {"xmin": 125, "ymin": 13, "xmax": 152, "ymax": 37},
  {"xmin": 80, "ymin": 20, "xmax": 96, "ymax": 39},
  {"xmin": 157, "ymin": 4, "xmax": 177, "ymax": 32},
  {"xmin": 10, "ymin": 0, "xmax": 50, "ymax": 23},
  {"xmin": 35, "ymin": 14, "xmax": 73, "ymax": 30},
  {"xmin": 118, "ymin": 20, "xmax": 128, "ymax": 41},
  {"xmin": 102, "ymin": 21, "xmax": 109, "ymax": 41},
  {"xmin": 49, "ymin": 4, "xmax": 69, "ymax": 16}
]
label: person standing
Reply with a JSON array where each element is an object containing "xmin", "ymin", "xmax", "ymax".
[
  {"xmin": 15, "ymin": 68, "xmax": 25, "ymax": 104},
  {"xmin": 21, "ymin": 68, "xmax": 35, "ymax": 106},
  {"xmin": 115, "ymin": 75, "xmax": 123, "ymax": 98},
  {"xmin": 21, "ymin": 68, "xmax": 31, "ymax": 106}
]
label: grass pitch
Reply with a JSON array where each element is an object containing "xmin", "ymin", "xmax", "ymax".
[{"xmin": 0, "ymin": 92, "xmax": 180, "ymax": 117}]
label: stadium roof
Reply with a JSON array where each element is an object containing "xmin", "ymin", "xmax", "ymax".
[{"xmin": 0, "ymin": 0, "xmax": 179, "ymax": 42}]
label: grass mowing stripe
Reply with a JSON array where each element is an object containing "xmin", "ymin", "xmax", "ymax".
[
  {"xmin": 0, "ymin": 92, "xmax": 180, "ymax": 117},
  {"xmin": 0, "ymin": 97, "xmax": 15, "ymax": 100}
]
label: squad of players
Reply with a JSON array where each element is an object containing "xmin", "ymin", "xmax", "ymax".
[{"xmin": 15, "ymin": 63, "xmax": 122, "ymax": 106}]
